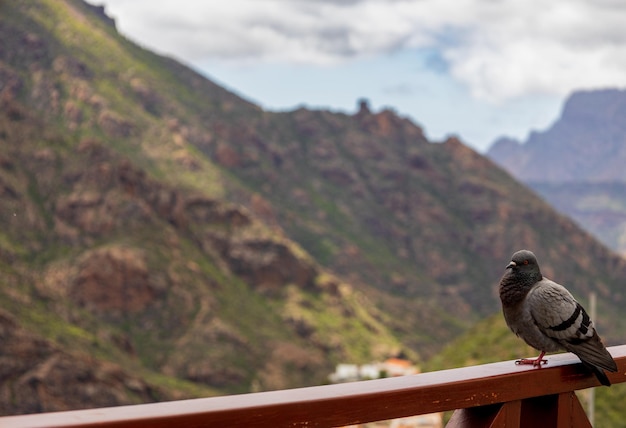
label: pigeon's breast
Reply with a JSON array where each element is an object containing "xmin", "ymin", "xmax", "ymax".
[{"xmin": 503, "ymin": 298, "xmax": 561, "ymax": 353}]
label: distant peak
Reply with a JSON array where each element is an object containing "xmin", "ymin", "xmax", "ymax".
[
  {"xmin": 487, "ymin": 87, "xmax": 626, "ymax": 183},
  {"xmin": 485, "ymin": 136, "xmax": 524, "ymax": 169},
  {"xmin": 489, "ymin": 136, "xmax": 522, "ymax": 152},
  {"xmin": 561, "ymin": 88, "xmax": 626, "ymax": 123},
  {"xmin": 356, "ymin": 98, "xmax": 371, "ymax": 116},
  {"xmin": 82, "ymin": 3, "xmax": 117, "ymax": 29}
]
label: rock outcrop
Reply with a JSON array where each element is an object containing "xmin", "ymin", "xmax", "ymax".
[{"xmin": 0, "ymin": 310, "xmax": 160, "ymax": 415}]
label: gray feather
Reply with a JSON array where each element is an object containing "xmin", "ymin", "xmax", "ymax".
[{"xmin": 499, "ymin": 250, "xmax": 617, "ymax": 386}]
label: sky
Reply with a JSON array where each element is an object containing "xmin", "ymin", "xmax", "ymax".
[{"xmin": 86, "ymin": 0, "xmax": 626, "ymax": 152}]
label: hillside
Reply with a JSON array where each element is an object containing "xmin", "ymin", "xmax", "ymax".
[
  {"xmin": 487, "ymin": 89, "xmax": 626, "ymax": 255},
  {"xmin": 0, "ymin": 0, "xmax": 409, "ymax": 413},
  {"xmin": 528, "ymin": 182, "xmax": 626, "ymax": 257},
  {"xmin": 2, "ymin": 0, "xmax": 626, "ymax": 414},
  {"xmin": 0, "ymin": 93, "xmax": 413, "ymax": 411}
]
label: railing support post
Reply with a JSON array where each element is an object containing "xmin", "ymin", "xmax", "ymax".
[
  {"xmin": 446, "ymin": 400, "xmax": 521, "ymax": 428},
  {"xmin": 446, "ymin": 392, "xmax": 591, "ymax": 428}
]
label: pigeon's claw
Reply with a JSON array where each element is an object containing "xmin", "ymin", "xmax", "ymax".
[
  {"xmin": 515, "ymin": 351, "xmax": 547, "ymax": 367},
  {"xmin": 515, "ymin": 357, "xmax": 548, "ymax": 366}
]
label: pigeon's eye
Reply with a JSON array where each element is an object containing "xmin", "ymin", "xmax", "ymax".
[{"xmin": 523, "ymin": 260, "xmax": 529, "ymax": 265}]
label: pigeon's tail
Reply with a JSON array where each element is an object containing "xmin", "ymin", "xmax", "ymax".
[
  {"xmin": 560, "ymin": 330, "xmax": 617, "ymax": 386},
  {"xmin": 581, "ymin": 361, "xmax": 612, "ymax": 387}
]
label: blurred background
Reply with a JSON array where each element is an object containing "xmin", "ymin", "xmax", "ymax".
[{"xmin": 1, "ymin": 1, "xmax": 626, "ymax": 426}]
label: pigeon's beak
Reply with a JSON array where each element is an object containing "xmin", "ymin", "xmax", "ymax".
[{"xmin": 506, "ymin": 261, "xmax": 516, "ymax": 269}]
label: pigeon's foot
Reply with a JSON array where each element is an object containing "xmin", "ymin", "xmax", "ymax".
[
  {"xmin": 515, "ymin": 358, "xmax": 548, "ymax": 367},
  {"xmin": 515, "ymin": 351, "xmax": 547, "ymax": 367}
]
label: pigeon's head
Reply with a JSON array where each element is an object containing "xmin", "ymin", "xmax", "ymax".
[{"xmin": 506, "ymin": 249, "xmax": 542, "ymax": 279}]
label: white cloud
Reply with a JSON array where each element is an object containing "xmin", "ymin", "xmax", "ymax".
[
  {"xmin": 442, "ymin": 0, "xmax": 626, "ymax": 101},
  {"xmin": 104, "ymin": 0, "xmax": 439, "ymax": 65},
  {"xmin": 96, "ymin": 0, "xmax": 626, "ymax": 102}
]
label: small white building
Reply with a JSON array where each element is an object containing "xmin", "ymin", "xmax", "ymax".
[
  {"xmin": 330, "ymin": 359, "xmax": 442, "ymax": 428},
  {"xmin": 329, "ymin": 358, "xmax": 419, "ymax": 383},
  {"xmin": 330, "ymin": 364, "xmax": 361, "ymax": 383}
]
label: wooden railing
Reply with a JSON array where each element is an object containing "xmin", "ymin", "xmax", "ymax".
[{"xmin": 2, "ymin": 345, "xmax": 625, "ymax": 428}]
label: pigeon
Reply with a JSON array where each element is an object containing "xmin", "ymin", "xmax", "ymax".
[{"xmin": 499, "ymin": 249, "xmax": 617, "ymax": 386}]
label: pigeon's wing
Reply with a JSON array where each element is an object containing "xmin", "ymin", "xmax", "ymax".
[{"xmin": 527, "ymin": 279, "xmax": 617, "ymax": 373}]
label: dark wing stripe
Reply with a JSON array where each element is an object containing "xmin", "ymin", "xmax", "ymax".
[
  {"xmin": 548, "ymin": 303, "xmax": 581, "ymax": 331},
  {"xmin": 578, "ymin": 307, "xmax": 590, "ymax": 335}
]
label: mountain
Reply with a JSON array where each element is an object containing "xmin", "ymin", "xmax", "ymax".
[
  {"xmin": 487, "ymin": 89, "xmax": 626, "ymax": 255},
  {"xmin": 488, "ymin": 89, "xmax": 626, "ymax": 183},
  {"xmin": 2, "ymin": 0, "xmax": 626, "ymax": 415},
  {"xmin": 0, "ymin": 0, "xmax": 408, "ymax": 413}
]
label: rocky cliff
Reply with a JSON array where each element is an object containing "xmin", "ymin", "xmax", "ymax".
[
  {"xmin": 0, "ymin": 309, "xmax": 161, "ymax": 414},
  {"xmin": 487, "ymin": 89, "xmax": 626, "ymax": 255},
  {"xmin": 488, "ymin": 89, "xmax": 626, "ymax": 183}
]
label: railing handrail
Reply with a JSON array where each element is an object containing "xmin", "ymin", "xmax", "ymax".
[{"xmin": 2, "ymin": 345, "xmax": 626, "ymax": 428}]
